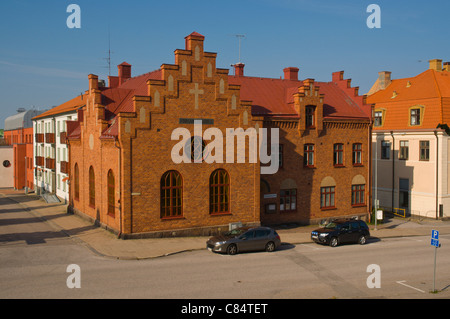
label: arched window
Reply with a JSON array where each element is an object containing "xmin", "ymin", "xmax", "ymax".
[
  {"xmin": 74, "ymin": 163, "xmax": 79, "ymax": 200},
  {"xmin": 209, "ymin": 169, "xmax": 230, "ymax": 214},
  {"xmin": 107, "ymin": 170, "xmax": 115, "ymax": 217},
  {"xmin": 89, "ymin": 166, "xmax": 95, "ymax": 207},
  {"xmin": 161, "ymin": 171, "xmax": 183, "ymax": 218}
]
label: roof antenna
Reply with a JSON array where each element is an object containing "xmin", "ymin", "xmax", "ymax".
[
  {"xmin": 234, "ymin": 34, "xmax": 246, "ymax": 63},
  {"xmin": 103, "ymin": 25, "xmax": 114, "ymax": 76}
]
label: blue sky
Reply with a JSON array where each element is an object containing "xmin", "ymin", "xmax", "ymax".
[{"xmin": 1, "ymin": 0, "xmax": 449, "ymax": 128}]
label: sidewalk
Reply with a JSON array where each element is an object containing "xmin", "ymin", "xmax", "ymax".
[{"xmin": 2, "ymin": 188, "xmax": 450, "ymax": 260}]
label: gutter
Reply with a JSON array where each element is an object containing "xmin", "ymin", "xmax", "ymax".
[
  {"xmin": 114, "ymin": 138, "xmax": 123, "ymax": 238},
  {"xmin": 391, "ymin": 131, "xmax": 395, "ymax": 212},
  {"xmin": 434, "ymin": 131, "xmax": 439, "ymax": 220}
]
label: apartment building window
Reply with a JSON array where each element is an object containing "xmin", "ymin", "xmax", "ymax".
[
  {"xmin": 305, "ymin": 105, "xmax": 315, "ymax": 128},
  {"xmin": 107, "ymin": 170, "xmax": 115, "ymax": 217},
  {"xmin": 280, "ymin": 189, "xmax": 297, "ymax": 212},
  {"xmin": 374, "ymin": 111, "xmax": 383, "ymax": 127},
  {"xmin": 351, "ymin": 184, "xmax": 365, "ymax": 206},
  {"xmin": 352, "ymin": 143, "xmax": 362, "ymax": 165},
  {"xmin": 419, "ymin": 141, "xmax": 430, "ymax": 161},
  {"xmin": 381, "ymin": 141, "xmax": 391, "ymax": 159},
  {"xmin": 320, "ymin": 186, "xmax": 335, "ymax": 209},
  {"xmin": 399, "ymin": 140, "xmax": 409, "ymax": 160},
  {"xmin": 410, "ymin": 108, "xmax": 421, "ymax": 126},
  {"xmin": 209, "ymin": 169, "xmax": 230, "ymax": 215},
  {"xmin": 89, "ymin": 166, "xmax": 95, "ymax": 207},
  {"xmin": 333, "ymin": 143, "xmax": 344, "ymax": 166},
  {"xmin": 279, "ymin": 144, "xmax": 284, "ymax": 169},
  {"xmin": 74, "ymin": 163, "xmax": 79, "ymax": 200},
  {"xmin": 304, "ymin": 144, "xmax": 315, "ymax": 167}
]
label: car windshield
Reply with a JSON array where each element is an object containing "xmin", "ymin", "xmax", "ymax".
[
  {"xmin": 324, "ymin": 222, "xmax": 341, "ymax": 230},
  {"xmin": 224, "ymin": 228, "xmax": 247, "ymax": 237}
]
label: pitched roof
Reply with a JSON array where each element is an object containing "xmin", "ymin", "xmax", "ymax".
[
  {"xmin": 33, "ymin": 94, "xmax": 86, "ymax": 120},
  {"xmin": 229, "ymin": 75, "xmax": 370, "ymax": 120},
  {"xmin": 366, "ymin": 69, "xmax": 450, "ymax": 130}
]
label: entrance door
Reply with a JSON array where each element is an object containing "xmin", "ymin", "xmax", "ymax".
[{"xmin": 399, "ymin": 178, "xmax": 409, "ymax": 211}]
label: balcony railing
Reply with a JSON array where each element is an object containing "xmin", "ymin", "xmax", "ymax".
[
  {"xmin": 35, "ymin": 134, "xmax": 44, "ymax": 143},
  {"xmin": 45, "ymin": 158, "xmax": 55, "ymax": 170},
  {"xmin": 35, "ymin": 156, "xmax": 44, "ymax": 166},
  {"xmin": 60, "ymin": 161, "xmax": 69, "ymax": 174},
  {"xmin": 45, "ymin": 133, "xmax": 55, "ymax": 144},
  {"xmin": 60, "ymin": 132, "xmax": 67, "ymax": 144}
]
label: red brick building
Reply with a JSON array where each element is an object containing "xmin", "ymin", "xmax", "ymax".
[{"xmin": 67, "ymin": 32, "xmax": 372, "ymax": 238}]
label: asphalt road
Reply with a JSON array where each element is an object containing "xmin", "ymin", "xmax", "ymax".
[{"xmin": 1, "ymin": 195, "xmax": 449, "ymax": 300}]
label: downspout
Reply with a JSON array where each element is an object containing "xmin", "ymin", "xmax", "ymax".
[
  {"xmin": 368, "ymin": 118, "xmax": 373, "ymax": 221},
  {"xmin": 435, "ymin": 130, "xmax": 439, "ymax": 220},
  {"xmin": 114, "ymin": 138, "xmax": 122, "ymax": 238},
  {"xmin": 391, "ymin": 131, "xmax": 395, "ymax": 212}
]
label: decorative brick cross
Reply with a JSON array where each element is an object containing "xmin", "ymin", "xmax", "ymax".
[{"xmin": 189, "ymin": 83, "xmax": 204, "ymax": 109}]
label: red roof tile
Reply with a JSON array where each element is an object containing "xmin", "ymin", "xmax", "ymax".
[{"xmin": 229, "ymin": 75, "xmax": 369, "ymax": 120}]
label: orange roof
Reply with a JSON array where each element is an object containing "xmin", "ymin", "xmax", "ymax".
[
  {"xmin": 367, "ymin": 69, "xmax": 450, "ymax": 130},
  {"xmin": 33, "ymin": 94, "xmax": 86, "ymax": 120}
]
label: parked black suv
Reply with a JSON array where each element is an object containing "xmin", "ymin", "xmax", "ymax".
[{"xmin": 311, "ymin": 219, "xmax": 370, "ymax": 247}]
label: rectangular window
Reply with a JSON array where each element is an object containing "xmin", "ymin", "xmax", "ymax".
[
  {"xmin": 351, "ymin": 184, "xmax": 365, "ymax": 206},
  {"xmin": 333, "ymin": 143, "xmax": 344, "ymax": 166},
  {"xmin": 410, "ymin": 108, "xmax": 421, "ymax": 126},
  {"xmin": 419, "ymin": 140, "xmax": 430, "ymax": 161},
  {"xmin": 352, "ymin": 143, "xmax": 362, "ymax": 165},
  {"xmin": 304, "ymin": 144, "xmax": 314, "ymax": 167},
  {"xmin": 280, "ymin": 189, "xmax": 297, "ymax": 212},
  {"xmin": 381, "ymin": 141, "xmax": 391, "ymax": 159},
  {"xmin": 374, "ymin": 111, "xmax": 383, "ymax": 127},
  {"xmin": 279, "ymin": 144, "xmax": 283, "ymax": 169},
  {"xmin": 305, "ymin": 106, "xmax": 315, "ymax": 128},
  {"xmin": 399, "ymin": 140, "xmax": 409, "ymax": 160},
  {"xmin": 320, "ymin": 186, "xmax": 335, "ymax": 209}
]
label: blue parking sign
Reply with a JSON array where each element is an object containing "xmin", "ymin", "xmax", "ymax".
[
  {"xmin": 432, "ymin": 230, "xmax": 439, "ymax": 240},
  {"xmin": 431, "ymin": 230, "xmax": 439, "ymax": 247}
]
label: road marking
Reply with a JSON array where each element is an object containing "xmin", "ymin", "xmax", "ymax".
[{"xmin": 396, "ymin": 280, "xmax": 425, "ymax": 293}]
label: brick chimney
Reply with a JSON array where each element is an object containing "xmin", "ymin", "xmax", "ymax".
[
  {"xmin": 284, "ymin": 67, "xmax": 299, "ymax": 81},
  {"xmin": 429, "ymin": 59, "xmax": 442, "ymax": 71},
  {"xmin": 118, "ymin": 62, "xmax": 132, "ymax": 85},
  {"xmin": 378, "ymin": 71, "xmax": 392, "ymax": 90},
  {"xmin": 234, "ymin": 63, "xmax": 245, "ymax": 77},
  {"xmin": 443, "ymin": 62, "xmax": 450, "ymax": 72},
  {"xmin": 88, "ymin": 74, "xmax": 99, "ymax": 91}
]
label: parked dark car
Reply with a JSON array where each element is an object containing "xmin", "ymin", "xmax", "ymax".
[
  {"xmin": 311, "ymin": 219, "xmax": 370, "ymax": 247},
  {"xmin": 206, "ymin": 226, "xmax": 281, "ymax": 255}
]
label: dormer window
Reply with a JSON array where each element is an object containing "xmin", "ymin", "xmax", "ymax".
[
  {"xmin": 305, "ymin": 105, "xmax": 315, "ymax": 128},
  {"xmin": 410, "ymin": 108, "xmax": 421, "ymax": 126},
  {"xmin": 374, "ymin": 111, "xmax": 383, "ymax": 127}
]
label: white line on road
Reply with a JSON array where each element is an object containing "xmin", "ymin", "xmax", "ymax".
[{"xmin": 396, "ymin": 280, "xmax": 426, "ymax": 293}]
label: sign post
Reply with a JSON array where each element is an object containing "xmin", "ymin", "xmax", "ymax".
[{"xmin": 431, "ymin": 230, "xmax": 440, "ymax": 292}]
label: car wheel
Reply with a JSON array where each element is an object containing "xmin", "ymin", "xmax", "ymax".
[
  {"xmin": 358, "ymin": 235, "xmax": 367, "ymax": 245},
  {"xmin": 329, "ymin": 237, "xmax": 339, "ymax": 247},
  {"xmin": 227, "ymin": 244, "xmax": 237, "ymax": 255},
  {"xmin": 265, "ymin": 241, "xmax": 275, "ymax": 252}
]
